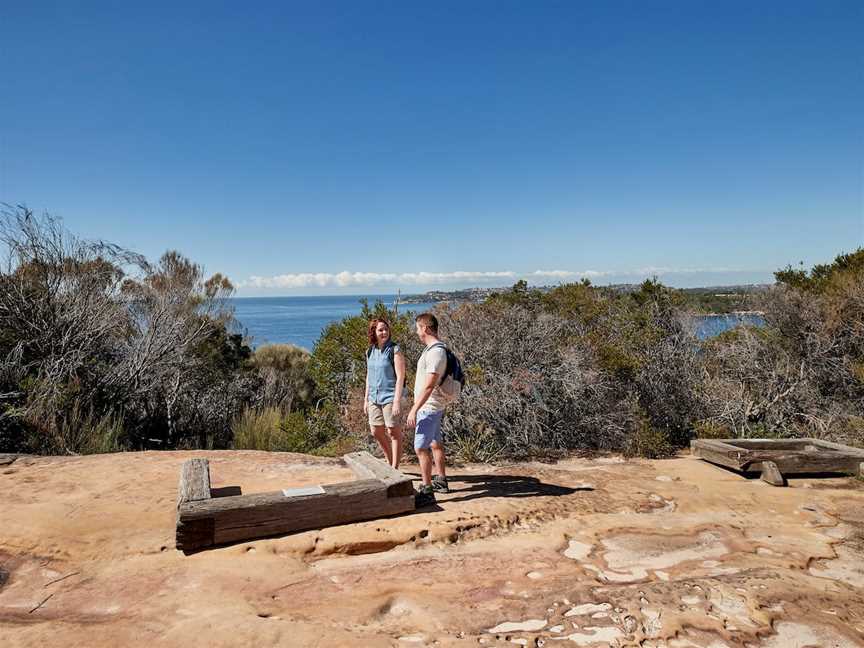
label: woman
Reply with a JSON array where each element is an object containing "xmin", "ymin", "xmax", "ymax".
[{"xmin": 364, "ymin": 318, "xmax": 406, "ymax": 468}]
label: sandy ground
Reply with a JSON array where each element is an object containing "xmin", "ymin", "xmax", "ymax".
[{"xmin": 1, "ymin": 450, "xmax": 863, "ymax": 647}]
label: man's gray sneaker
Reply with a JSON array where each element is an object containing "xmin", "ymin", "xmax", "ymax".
[
  {"xmin": 431, "ymin": 475, "xmax": 450, "ymax": 493},
  {"xmin": 414, "ymin": 484, "xmax": 436, "ymax": 508}
]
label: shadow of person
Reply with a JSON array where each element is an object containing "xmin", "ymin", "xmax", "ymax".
[
  {"xmin": 399, "ymin": 472, "xmax": 590, "ymax": 504},
  {"xmin": 444, "ymin": 474, "xmax": 589, "ymax": 503}
]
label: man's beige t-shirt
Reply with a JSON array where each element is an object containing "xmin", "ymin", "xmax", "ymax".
[{"xmin": 414, "ymin": 343, "xmax": 448, "ymax": 413}]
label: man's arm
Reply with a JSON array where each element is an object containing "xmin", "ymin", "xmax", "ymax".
[
  {"xmin": 407, "ymin": 347, "xmax": 446, "ymax": 427},
  {"xmin": 407, "ymin": 371, "xmax": 439, "ymax": 427}
]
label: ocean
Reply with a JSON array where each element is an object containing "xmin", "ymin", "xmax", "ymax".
[
  {"xmin": 231, "ymin": 296, "xmax": 766, "ymax": 351},
  {"xmin": 231, "ymin": 295, "xmax": 439, "ymax": 350},
  {"xmin": 693, "ymin": 312, "xmax": 765, "ymax": 340}
]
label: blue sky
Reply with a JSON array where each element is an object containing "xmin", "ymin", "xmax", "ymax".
[{"xmin": 2, "ymin": 1, "xmax": 862, "ymax": 295}]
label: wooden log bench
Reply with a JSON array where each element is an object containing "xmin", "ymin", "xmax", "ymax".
[
  {"xmin": 0, "ymin": 453, "xmax": 21, "ymax": 467},
  {"xmin": 691, "ymin": 438, "xmax": 864, "ymax": 487},
  {"xmin": 176, "ymin": 452, "xmax": 415, "ymax": 552}
]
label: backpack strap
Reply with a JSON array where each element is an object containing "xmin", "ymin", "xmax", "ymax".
[{"xmin": 425, "ymin": 342, "xmax": 450, "ymax": 385}]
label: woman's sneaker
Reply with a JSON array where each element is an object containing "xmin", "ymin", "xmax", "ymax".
[
  {"xmin": 432, "ymin": 475, "xmax": 450, "ymax": 493},
  {"xmin": 414, "ymin": 484, "xmax": 436, "ymax": 508}
]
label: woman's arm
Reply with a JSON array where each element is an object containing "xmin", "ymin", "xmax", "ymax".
[
  {"xmin": 364, "ymin": 362, "xmax": 369, "ymax": 414},
  {"xmin": 392, "ymin": 350, "xmax": 406, "ymax": 416}
]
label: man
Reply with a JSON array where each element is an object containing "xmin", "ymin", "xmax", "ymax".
[{"xmin": 406, "ymin": 312, "xmax": 450, "ymax": 507}]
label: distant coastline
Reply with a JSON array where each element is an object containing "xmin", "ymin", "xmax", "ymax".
[{"xmin": 399, "ymin": 283, "xmax": 773, "ymax": 310}]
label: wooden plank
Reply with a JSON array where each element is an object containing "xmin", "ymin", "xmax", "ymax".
[
  {"xmin": 805, "ymin": 439, "xmax": 864, "ymax": 457},
  {"xmin": 724, "ymin": 439, "xmax": 813, "ymax": 451},
  {"xmin": 177, "ymin": 458, "xmax": 211, "ymax": 507},
  {"xmin": 0, "ymin": 454, "xmax": 19, "ymax": 466},
  {"xmin": 176, "ymin": 516, "xmax": 215, "ymax": 552},
  {"xmin": 740, "ymin": 451, "xmax": 862, "ymax": 475},
  {"xmin": 343, "ymin": 451, "xmax": 414, "ymax": 497},
  {"xmin": 692, "ymin": 439, "xmax": 864, "ymax": 475},
  {"xmin": 691, "ymin": 440, "xmax": 748, "ymax": 470},
  {"xmin": 760, "ymin": 461, "xmax": 785, "ymax": 486},
  {"xmin": 178, "ymin": 478, "xmax": 415, "ymax": 550}
]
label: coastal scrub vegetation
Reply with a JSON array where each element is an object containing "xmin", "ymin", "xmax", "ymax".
[{"xmin": 1, "ymin": 205, "xmax": 861, "ymax": 460}]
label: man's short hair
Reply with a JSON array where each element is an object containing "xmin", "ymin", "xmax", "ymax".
[{"xmin": 415, "ymin": 312, "xmax": 438, "ymax": 334}]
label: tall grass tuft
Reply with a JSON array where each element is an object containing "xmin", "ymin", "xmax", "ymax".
[{"xmin": 232, "ymin": 407, "xmax": 284, "ymax": 451}]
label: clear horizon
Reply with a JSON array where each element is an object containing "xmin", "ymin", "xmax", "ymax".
[{"xmin": 2, "ymin": 2, "xmax": 861, "ymax": 296}]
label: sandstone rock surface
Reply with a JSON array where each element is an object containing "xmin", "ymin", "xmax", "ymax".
[{"xmin": 1, "ymin": 450, "xmax": 863, "ymax": 647}]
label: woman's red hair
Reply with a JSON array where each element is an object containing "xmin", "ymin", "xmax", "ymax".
[{"xmin": 368, "ymin": 318, "xmax": 390, "ymax": 348}]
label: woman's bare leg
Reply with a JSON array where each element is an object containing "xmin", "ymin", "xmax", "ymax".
[
  {"xmin": 387, "ymin": 427, "xmax": 403, "ymax": 469},
  {"xmin": 371, "ymin": 425, "xmax": 392, "ymax": 465}
]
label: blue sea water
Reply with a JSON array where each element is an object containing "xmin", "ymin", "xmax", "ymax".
[
  {"xmin": 693, "ymin": 313, "xmax": 765, "ymax": 340},
  {"xmin": 232, "ymin": 296, "xmax": 766, "ymax": 351},
  {"xmin": 231, "ymin": 296, "xmax": 439, "ymax": 350}
]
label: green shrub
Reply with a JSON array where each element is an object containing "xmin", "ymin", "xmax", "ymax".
[
  {"xmin": 23, "ymin": 399, "xmax": 126, "ymax": 455},
  {"xmin": 693, "ymin": 421, "xmax": 731, "ymax": 440},
  {"xmin": 251, "ymin": 344, "xmax": 317, "ymax": 411},
  {"xmin": 232, "ymin": 405, "xmax": 348, "ymax": 455},
  {"xmin": 232, "ymin": 407, "xmax": 283, "ymax": 451},
  {"xmin": 626, "ymin": 421, "xmax": 675, "ymax": 459},
  {"xmin": 447, "ymin": 423, "xmax": 505, "ymax": 463}
]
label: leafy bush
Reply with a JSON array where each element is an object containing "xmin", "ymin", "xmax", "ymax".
[
  {"xmin": 232, "ymin": 405, "xmax": 349, "ymax": 455},
  {"xmin": 0, "ymin": 206, "xmax": 251, "ymax": 454},
  {"xmin": 251, "ymin": 344, "xmax": 318, "ymax": 411},
  {"xmin": 232, "ymin": 407, "xmax": 283, "ymax": 451},
  {"xmin": 626, "ymin": 419, "xmax": 675, "ymax": 459},
  {"xmin": 4, "ymin": 204, "xmax": 862, "ymax": 463},
  {"xmin": 436, "ymin": 303, "xmax": 632, "ymax": 457}
]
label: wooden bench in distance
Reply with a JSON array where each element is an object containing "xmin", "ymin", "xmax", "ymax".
[
  {"xmin": 691, "ymin": 438, "xmax": 864, "ymax": 487},
  {"xmin": 176, "ymin": 451, "xmax": 415, "ymax": 552}
]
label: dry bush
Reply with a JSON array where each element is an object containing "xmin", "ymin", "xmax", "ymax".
[
  {"xmin": 0, "ymin": 206, "xmax": 250, "ymax": 453},
  {"xmin": 251, "ymin": 344, "xmax": 317, "ymax": 411},
  {"xmin": 700, "ymin": 274, "xmax": 864, "ymax": 443},
  {"xmin": 435, "ymin": 303, "xmax": 632, "ymax": 459}
]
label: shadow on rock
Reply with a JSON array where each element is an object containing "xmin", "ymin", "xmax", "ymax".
[{"xmin": 439, "ymin": 474, "xmax": 590, "ymax": 503}]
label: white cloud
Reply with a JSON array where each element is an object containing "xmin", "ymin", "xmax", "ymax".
[
  {"xmin": 237, "ymin": 266, "xmax": 766, "ymax": 291},
  {"xmin": 531, "ymin": 269, "xmax": 616, "ymax": 279},
  {"xmin": 239, "ymin": 270, "xmax": 517, "ymax": 289}
]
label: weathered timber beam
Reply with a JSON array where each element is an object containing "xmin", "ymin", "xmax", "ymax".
[
  {"xmin": 692, "ymin": 439, "xmax": 864, "ymax": 475},
  {"xmin": 0, "ymin": 454, "xmax": 20, "ymax": 467},
  {"xmin": 177, "ymin": 458, "xmax": 212, "ymax": 507},
  {"xmin": 690, "ymin": 441, "xmax": 746, "ymax": 470},
  {"xmin": 343, "ymin": 451, "xmax": 414, "ymax": 497},
  {"xmin": 723, "ymin": 439, "xmax": 812, "ymax": 450},
  {"xmin": 177, "ymin": 478, "xmax": 414, "ymax": 551},
  {"xmin": 740, "ymin": 451, "xmax": 862, "ymax": 475},
  {"xmin": 804, "ymin": 438, "xmax": 864, "ymax": 457},
  {"xmin": 760, "ymin": 461, "xmax": 786, "ymax": 487}
]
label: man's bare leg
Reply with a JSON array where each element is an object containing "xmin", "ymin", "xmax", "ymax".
[
  {"xmin": 431, "ymin": 441, "xmax": 446, "ymax": 478},
  {"xmin": 418, "ymin": 448, "xmax": 433, "ymax": 486}
]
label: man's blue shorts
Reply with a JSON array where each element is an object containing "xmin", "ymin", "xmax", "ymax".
[{"xmin": 414, "ymin": 409, "xmax": 444, "ymax": 450}]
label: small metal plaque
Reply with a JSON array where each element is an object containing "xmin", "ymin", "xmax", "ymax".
[{"xmin": 282, "ymin": 485, "xmax": 325, "ymax": 497}]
